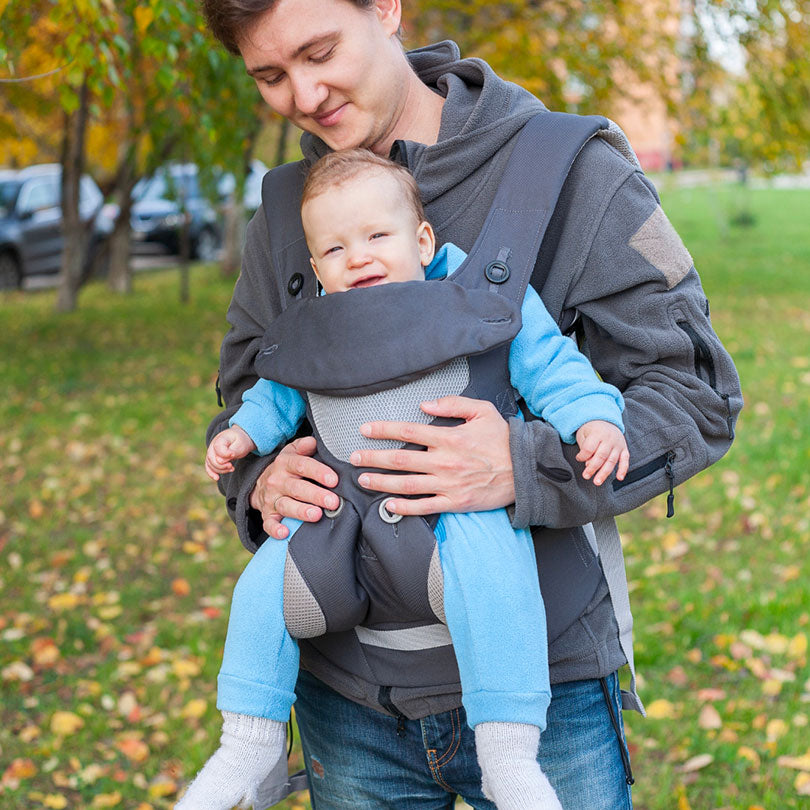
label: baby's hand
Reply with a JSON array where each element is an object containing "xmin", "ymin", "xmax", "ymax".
[
  {"xmin": 575, "ymin": 421, "xmax": 629, "ymax": 487},
  {"xmin": 205, "ymin": 425, "xmax": 257, "ymax": 481}
]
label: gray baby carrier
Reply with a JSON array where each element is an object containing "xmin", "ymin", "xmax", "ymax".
[{"xmin": 255, "ymin": 113, "xmax": 639, "ymax": 804}]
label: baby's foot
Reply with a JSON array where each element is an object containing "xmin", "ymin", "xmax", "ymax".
[
  {"xmin": 176, "ymin": 712, "xmax": 286, "ymax": 809},
  {"xmin": 475, "ymin": 722, "xmax": 563, "ymax": 809}
]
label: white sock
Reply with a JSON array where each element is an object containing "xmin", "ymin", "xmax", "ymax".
[
  {"xmin": 176, "ymin": 712, "xmax": 286, "ymax": 810},
  {"xmin": 474, "ymin": 722, "xmax": 562, "ymax": 810}
]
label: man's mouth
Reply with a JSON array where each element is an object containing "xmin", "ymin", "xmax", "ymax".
[
  {"xmin": 313, "ymin": 103, "xmax": 347, "ymax": 128},
  {"xmin": 351, "ymin": 274, "xmax": 385, "ymax": 289}
]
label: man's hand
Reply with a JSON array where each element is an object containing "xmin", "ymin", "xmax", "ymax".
[
  {"xmin": 348, "ymin": 396, "xmax": 515, "ymax": 516},
  {"xmin": 249, "ymin": 436, "xmax": 340, "ymax": 539}
]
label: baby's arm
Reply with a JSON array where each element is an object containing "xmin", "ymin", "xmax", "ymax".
[
  {"xmin": 206, "ymin": 425, "xmax": 257, "ymax": 481},
  {"xmin": 575, "ymin": 420, "xmax": 629, "ymax": 486},
  {"xmin": 206, "ymin": 379, "xmax": 307, "ymax": 482},
  {"xmin": 509, "ymin": 286, "xmax": 628, "ymax": 482}
]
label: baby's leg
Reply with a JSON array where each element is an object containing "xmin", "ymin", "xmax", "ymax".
[
  {"xmin": 435, "ymin": 511, "xmax": 561, "ymax": 810},
  {"xmin": 178, "ymin": 520, "xmax": 303, "ymax": 810}
]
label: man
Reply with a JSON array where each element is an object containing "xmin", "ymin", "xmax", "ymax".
[{"xmin": 202, "ymin": 0, "xmax": 742, "ymax": 807}]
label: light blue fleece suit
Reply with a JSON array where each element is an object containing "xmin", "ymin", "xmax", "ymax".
[{"xmin": 216, "ymin": 244, "xmax": 624, "ymax": 730}]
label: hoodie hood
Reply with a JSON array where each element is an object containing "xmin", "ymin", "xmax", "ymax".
[{"xmin": 301, "ymin": 41, "xmax": 544, "ymax": 210}]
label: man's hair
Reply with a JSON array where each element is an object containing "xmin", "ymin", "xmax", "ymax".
[
  {"xmin": 200, "ymin": 0, "xmax": 376, "ymax": 56},
  {"xmin": 302, "ymin": 149, "xmax": 426, "ymax": 225}
]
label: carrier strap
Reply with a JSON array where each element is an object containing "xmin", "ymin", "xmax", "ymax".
[{"xmin": 434, "ymin": 112, "xmax": 608, "ymax": 308}]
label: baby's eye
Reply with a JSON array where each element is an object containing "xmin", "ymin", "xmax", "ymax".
[
  {"xmin": 370, "ymin": 232, "xmax": 388, "ymax": 240},
  {"xmin": 325, "ymin": 245, "xmax": 343, "ymax": 255}
]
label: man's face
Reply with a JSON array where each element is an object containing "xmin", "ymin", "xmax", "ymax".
[
  {"xmin": 302, "ymin": 169, "xmax": 435, "ymax": 294},
  {"xmin": 239, "ymin": 0, "xmax": 407, "ymax": 153}
]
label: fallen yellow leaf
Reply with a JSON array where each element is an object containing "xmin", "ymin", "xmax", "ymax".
[
  {"xmin": 646, "ymin": 699, "xmax": 677, "ymax": 719},
  {"xmin": 677, "ymin": 754, "xmax": 714, "ymax": 773},
  {"xmin": 738, "ymin": 746, "xmax": 761, "ymax": 768},
  {"xmin": 42, "ymin": 795, "xmax": 68, "ymax": 809},
  {"xmin": 48, "ymin": 593, "xmax": 81, "ymax": 611},
  {"xmin": 789, "ymin": 634, "xmax": 808, "ymax": 659},
  {"xmin": 50, "ymin": 711, "xmax": 84, "ymax": 736},
  {"xmin": 698, "ymin": 704, "xmax": 722, "ymax": 730},
  {"xmin": 778, "ymin": 753, "xmax": 810, "ymax": 772},
  {"xmin": 180, "ymin": 698, "xmax": 207, "ymax": 719},
  {"xmin": 797, "ymin": 772, "xmax": 810, "ymax": 796},
  {"xmin": 147, "ymin": 780, "xmax": 177, "ymax": 798},
  {"xmin": 92, "ymin": 791, "xmax": 122, "ymax": 807},
  {"xmin": 767, "ymin": 718, "xmax": 789, "ymax": 741}
]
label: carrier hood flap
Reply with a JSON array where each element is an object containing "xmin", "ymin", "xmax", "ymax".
[{"xmin": 255, "ymin": 280, "xmax": 521, "ymax": 396}]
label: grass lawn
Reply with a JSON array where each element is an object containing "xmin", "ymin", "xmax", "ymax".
[{"xmin": 1, "ymin": 185, "xmax": 809, "ymax": 809}]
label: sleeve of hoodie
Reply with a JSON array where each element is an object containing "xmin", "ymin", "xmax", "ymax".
[
  {"xmin": 205, "ymin": 208, "xmax": 293, "ymax": 553},
  {"xmin": 509, "ymin": 141, "xmax": 743, "ymax": 529}
]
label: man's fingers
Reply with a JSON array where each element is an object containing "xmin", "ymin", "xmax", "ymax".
[
  {"xmin": 262, "ymin": 514, "xmax": 290, "ymax": 540},
  {"xmin": 281, "ymin": 444, "xmax": 338, "ymax": 488},
  {"xmin": 272, "ymin": 494, "xmax": 324, "ymax": 523},
  {"xmin": 356, "ymin": 471, "xmax": 439, "ymax": 497},
  {"xmin": 349, "ymin": 446, "xmax": 440, "ymax": 473},
  {"xmin": 418, "ymin": 395, "xmax": 497, "ymax": 421},
  {"xmin": 382, "ymin": 495, "xmax": 453, "ymax": 517}
]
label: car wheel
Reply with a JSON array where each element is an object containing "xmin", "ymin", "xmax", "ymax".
[
  {"xmin": 0, "ymin": 250, "xmax": 22, "ymax": 290},
  {"xmin": 193, "ymin": 227, "xmax": 220, "ymax": 262}
]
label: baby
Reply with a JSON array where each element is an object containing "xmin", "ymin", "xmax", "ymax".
[{"xmin": 183, "ymin": 150, "xmax": 629, "ymax": 810}]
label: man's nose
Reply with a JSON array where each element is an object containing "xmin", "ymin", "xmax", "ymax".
[{"xmin": 290, "ymin": 73, "xmax": 328, "ymax": 115}]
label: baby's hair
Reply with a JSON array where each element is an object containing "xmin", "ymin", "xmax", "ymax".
[{"xmin": 302, "ymin": 149, "xmax": 426, "ymax": 225}]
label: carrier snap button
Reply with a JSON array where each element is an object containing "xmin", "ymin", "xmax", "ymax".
[
  {"xmin": 287, "ymin": 273, "xmax": 304, "ymax": 296},
  {"xmin": 484, "ymin": 260, "xmax": 510, "ymax": 284},
  {"xmin": 378, "ymin": 497, "xmax": 402, "ymax": 524},
  {"xmin": 323, "ymin": 496, "xmax": 344, "ymax": 519}
]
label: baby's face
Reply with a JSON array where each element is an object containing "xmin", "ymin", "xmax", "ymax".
[{"xmin": 302, "ymin": 169, "xmax": 435, "ymax": 294}]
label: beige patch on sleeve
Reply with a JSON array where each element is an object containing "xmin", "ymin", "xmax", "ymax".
[{"xmin": 628, "ymin": 205, "xmax": 693, "ymax": 289}]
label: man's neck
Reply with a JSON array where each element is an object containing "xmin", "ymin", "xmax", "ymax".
[{"xmin": 375, "ymin": 67, "xmax": 445, "ymax": 155}]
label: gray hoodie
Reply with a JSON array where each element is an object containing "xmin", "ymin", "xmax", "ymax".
[{"xmin": 207, "ymin": 41, "xmax": 742, "ymax": 717}]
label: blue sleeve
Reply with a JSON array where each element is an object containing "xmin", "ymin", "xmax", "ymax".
[
  {"xmin": 229, "ymin": 379, "xmax": 307, "ymax": 456},
  {"xmin": 508, "ymin": 286, "xmax": 625, "ymax": 444}
]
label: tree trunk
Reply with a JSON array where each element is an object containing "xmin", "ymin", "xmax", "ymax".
[
  {"xmin": 179, "ymin": 210, "xmax": 191, "ymax": 304},
  {"xmin": 107, "ymin": 159, "xmax": 137, "ymax": 294},
  {"xmin": 221, "ymin": 193, "xmax": 246, "ymax": 277},
  {"xmin": 107, "ymin": 209, "xmax": 133, "ymax": 293},
  {"xmin": 55, "ymin": 79, "xmax": 90, "ymax": 313}
]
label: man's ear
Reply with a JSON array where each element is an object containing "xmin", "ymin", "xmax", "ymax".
[
  {"xmin": 416, "ymin": 221, "xmax": 436, "ymax": 267},
  {"xmin": 374, "ymin": 0, "xmax": 402, "ymax": 37}
]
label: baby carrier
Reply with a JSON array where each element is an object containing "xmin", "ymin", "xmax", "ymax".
[{"xmin": 255, "ymin": 112, "xmax": 645, "ymax": 802}]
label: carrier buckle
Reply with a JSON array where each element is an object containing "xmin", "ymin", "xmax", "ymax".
[
  {"xmin": 323, "ymin": 496, "xmax": 344, "ymax": 519},
  {"xmin": 378, "ymin": 497, "xmax": 403, "ymax": 524}
]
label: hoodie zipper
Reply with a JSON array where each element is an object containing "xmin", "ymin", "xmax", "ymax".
[
  {"xmin": 379, "ymin": 686, "xmax": 407, "ymax": 738},
  {"xmin": 613, "ymin": 450, "xmax": 677, "ymax": 518},
  {"xmin": 677, "ymin": 320, "xmax": 717, "ymax": 390}
]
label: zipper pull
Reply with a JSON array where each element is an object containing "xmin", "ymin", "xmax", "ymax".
[
  {"xmin": 665, "ymin": 451, "xmax": 676, "ymax": 518},
  {"xmin": 721, "ymin": 393, "xmax": 735, "ymax": 440}
]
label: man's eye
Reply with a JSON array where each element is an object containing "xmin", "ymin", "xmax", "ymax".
[
  {"xmin": 260, "ymin": 74, "xmax": 284, "ymax": 88},
  {"xmin": 310, "ymin": 45, "xmax": 336, "ymax": 63}
]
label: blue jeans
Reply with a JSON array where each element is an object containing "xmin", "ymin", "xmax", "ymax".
[{"xmin": 293, "ymin": 669, "xmax": 633, "ymax": 809}]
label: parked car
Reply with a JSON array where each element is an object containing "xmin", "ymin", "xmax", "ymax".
[
  {"xmin": 0, "ymin": 164, "xmax": 112, "ymax": 290},
  {"xmin": 129, "ymin": 164, "xmax": 222, "ymax": 261}
]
